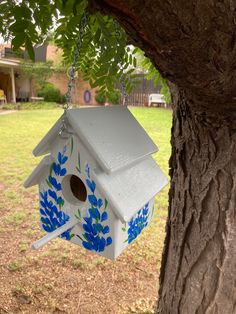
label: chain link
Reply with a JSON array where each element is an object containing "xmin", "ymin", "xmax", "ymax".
[
  {"xmin": 64, "ymin": 11, "xmax": 89, "ymax": 111},
  {"xmin": 113, "ymin": 20, "xmax": 128, "ymax": 106}
]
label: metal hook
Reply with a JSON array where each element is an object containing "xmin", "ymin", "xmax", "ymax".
[{"xmin": 59, "ymin": 115, "xmax": 74, "ymax": 139}]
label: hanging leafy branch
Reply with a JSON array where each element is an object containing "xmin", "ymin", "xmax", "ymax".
[
  {"xmin": 0, "ymin": 0, "xmax": 170, "ymax": 100},
  {"xmin": 20, "ymin": 61, "xmax": 53, "ymax": 89}
]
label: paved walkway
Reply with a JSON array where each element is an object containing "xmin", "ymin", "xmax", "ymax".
[{"xmin": 0, "ymin": 110, "xmax": 17, "ymax": 115}]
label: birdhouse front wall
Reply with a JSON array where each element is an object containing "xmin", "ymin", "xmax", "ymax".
[
  {"xmin": 37, "ymin": 134, "xmax": 156, "ymax": 259},
  {"xmin": 37, "ymin": 134, "xmax": 115, "ymax": 258}
]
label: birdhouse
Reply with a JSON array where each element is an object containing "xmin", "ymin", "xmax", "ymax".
[{"xmin": 24, "ymin": 106, "xmax": 168, "ymax": 259}]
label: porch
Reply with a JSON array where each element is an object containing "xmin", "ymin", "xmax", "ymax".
[{"xmin": 0, "ymin": 59, "xmax": 30, "ymax": 104}]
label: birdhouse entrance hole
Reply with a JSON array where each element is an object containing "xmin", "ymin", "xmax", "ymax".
[{"xmin": 62, "ymin": 174, "xmax": 87, "ymax": 204}]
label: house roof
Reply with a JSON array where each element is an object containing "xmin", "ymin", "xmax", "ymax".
[
  {"xmin": 33, "ymin": 106, "xmax": 158, "ymax": 174},
  {"xmin": 93, "ymin": 156, "xmax": 168, "ymax": 222},
  {"xmin": 0, "ymin": 59, "xmax": 20, "ymax": 68}
]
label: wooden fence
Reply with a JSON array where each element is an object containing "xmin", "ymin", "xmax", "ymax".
[{"xmin": 118, "ymin": 74, "xmax": 162, "ymax": 106}]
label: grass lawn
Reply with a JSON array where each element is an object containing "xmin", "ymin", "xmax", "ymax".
[{"xmin": 0, "ymin": 107, "xmax": 172, "ymax": 314}]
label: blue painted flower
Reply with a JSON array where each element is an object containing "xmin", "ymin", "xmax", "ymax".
[
  {"xmin": 58, "ymin": 151, "xmax": 68, "ymax": 165},
  {"xmin": 78, "ymin": 163, "xmax": 112, "ymax": 252},
  {"xmin": 40, "ymin": 147, "xmax": 71, "ymax": 240},
  {"xmin": 85, "ymin": 163, "xmax": 90, "ymax": 178},
  {"xmin": 126, "ymin": 203, "xmax": 150, "ymax": 244},
  {"xmin": 86, "ymin": 179, "xmax": 96, "ymax": 193}
]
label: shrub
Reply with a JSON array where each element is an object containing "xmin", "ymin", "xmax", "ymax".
[
  {"xmin": 38, "ymin": 83, "xmax": 62, "ymax": 103},
  {"xmin": 95, "ymin": 89, "xmax": 121, "ymax": 105},
  {"xmin": 107, "ymin": 89, "xmax": 121, "ymax": 104},
  {"xmin": 1, "ymin": 102, "xmax": 59, "ymax": 110},
  {"xmin": 95, "ymin": 90, "xmax": 106, "ymax": 104}
]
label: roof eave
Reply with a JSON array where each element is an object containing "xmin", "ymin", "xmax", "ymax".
[{"xmin": 24, "ymin": 155, "xmax": 53, "ymax": 188}]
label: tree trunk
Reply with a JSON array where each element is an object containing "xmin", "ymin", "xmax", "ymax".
[
  {"xmin": 157, "ymin": 86, "xmax": 236, "ymax": 313},
  {"xmin": 89, "ymin": 1, "xmax": 236, "ymax": 312}
]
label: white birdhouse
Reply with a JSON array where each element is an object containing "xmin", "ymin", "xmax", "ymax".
[{"xmin": 24, "ymin": 106, "xmax": 168, "ymax": 259}]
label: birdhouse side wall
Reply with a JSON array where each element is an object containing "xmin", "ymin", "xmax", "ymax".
[{"xmin": 113, "ymin": 197, "xmax": 156, "ymax": 259}]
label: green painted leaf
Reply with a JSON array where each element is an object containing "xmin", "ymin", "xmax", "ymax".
[
  {"xmin": 104, "ymin": 199, "xmax": 108, "ymax": 209},
  {"xmin": 49, "ymin": 163, "xmax": 54, "ymax": 177},
  {"xmin": 78, "ymin": 151, "xmax": 81, "ymax": 172},
  {"xmin": 70, "ymin": 137, "xmax": 74, "ymax": 155},
  {"xmin": 77, "ymin": 208, "xmax": 81, "ymax": 219},
  {"xmin": 46, "ymin": 179, "xmax": 52, "ymax": 189},
  {"xmin": 77, "ymin": 235, "xmax": 84, "ymax": 242},
  {"xmin": 122, "ymin": 227, "xmax": 126, "ymax": 232}
]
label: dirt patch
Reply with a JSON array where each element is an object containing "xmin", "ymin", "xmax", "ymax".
[
  {"xmin": 0, "ymin": 189, "xmax": 165, "ymax": 314},
  {"xmin": 0, "ymin": 182, "xmax": 5, "ymax": 191},
  {"xmin": 0, "ymin": 110, "xmax": 17, "ymax": 115}
]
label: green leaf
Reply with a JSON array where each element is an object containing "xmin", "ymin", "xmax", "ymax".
[
  {"xmin": 11, "ymin": 35, "xmax": 25, "ymax": 49},
  {"xmin": 122, "ymin": 227, "xmax": 126, "ymax": 232},
  {"xmin": 104, "ymin": 199, "xmax": 108, "ymax": 209},
  {"xmin": 9, "ymin": 21, "xmax": 29, "ymax": 33},
  {"xmin": 25, "ymin": 36, "xmax": 35, "ymax": 61}
]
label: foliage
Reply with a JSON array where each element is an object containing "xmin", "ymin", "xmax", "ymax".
[
  {"xmin": 1, "ymin": 102, "xmax": 60, "ymax": 110},
  {"xmin": 20, "ymin": 61, "xmax": 53, "ymax": 89},
  {"xmin": 95, "ymin": 90, "xmax": 106, "ymax": 104},
  {"xmin": 0, "ymin": 0, "xmax": 170, "ymax": 99},
  {"xmin": 95, "ymin": 89, "xmax": 121, "ymax": 104},
  {"xmin": 107, "ymin": 89, "xmax": 121, "ymax": 104},
  {"xmin": 37, "ymin": 83, "xmax": 63, "ymax": 103}
]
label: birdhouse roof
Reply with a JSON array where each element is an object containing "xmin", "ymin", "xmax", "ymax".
[
  {"xmin": 24, "ymin": 155, "xmax": 52, "ymax": 188},
  {"xmin": 33, "ymin": 106, "xmax": 158, "ymax": 174},
  {"xmin": 93, "ymin": 156, "xmax": 168, "ymax": 222}
]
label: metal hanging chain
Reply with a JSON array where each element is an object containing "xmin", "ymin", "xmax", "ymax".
[
  {"xmin": 64, "ymin": 11, "xmax": 89, "ymax": 111},
  {"xmin": 59, "ymin": 11, "xmax": 88, "ymax": 138},
  {"xmin": 113, "ymin": 20, "xmax": 128, "ymax": 106}
]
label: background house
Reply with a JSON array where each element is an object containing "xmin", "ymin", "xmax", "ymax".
[
  {"xmin": 0, "ymin": 44, "xmax": 47, "ymax": 103},
  {"xmin": 0, "ymin": 44, "xmax": 99, "ymax": 105},
  {"xmin": 0, "ymin": 43, "xmax": 161, "ymax": 106}
]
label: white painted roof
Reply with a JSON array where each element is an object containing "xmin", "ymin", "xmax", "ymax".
[
  {"xmin": 24, "ymin": 155, "xmax": 52, "ymax": 188},
  {"xmin": 33, "ymin": 106, "xmax": 158, "ymax": 174},
  {"xmin": 93, "ymin": 156, "xmax": 168, "ymax": 222}
]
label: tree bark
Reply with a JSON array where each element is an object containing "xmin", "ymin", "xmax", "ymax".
[
  {"xmin": 157, "ymin": 86, "xmax": 236, "ymax": 313},
  {"xmin": 89, "ymin": 1, "xmax": 236, "ymax": 313}
]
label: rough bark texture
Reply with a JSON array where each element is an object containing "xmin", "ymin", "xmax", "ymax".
[
  {"xmin": 158, "ymin": 86, "xmax": 236, "ymax": 313},
  {"xmin": 89, "ymin": 1, "xmax": 236, "ymax": 313}
]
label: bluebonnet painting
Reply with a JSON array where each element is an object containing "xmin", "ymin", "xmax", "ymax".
[
  {"xmin": 40, "ymin": 146, "xmax": 71, "ymax": 240},
  {"xmin": 77, "ymin": 163, "xmax": 112, "ymax": 252},
  {"xmin": 126, "ymin": 203, "xmax": 150, "ymax": 244}
]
